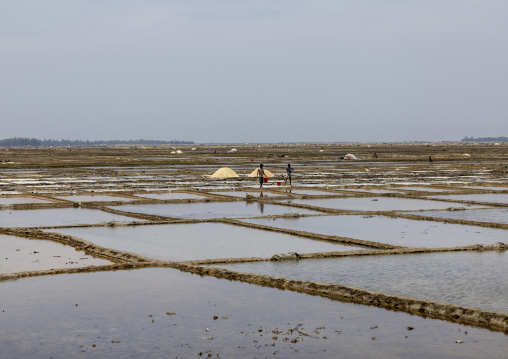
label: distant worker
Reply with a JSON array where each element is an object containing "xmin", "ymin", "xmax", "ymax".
[
  {"xmin": 373, "ymin": 152, "xmax": 378, "ymax": 158},
  {"xmin": 429, "ymin": 155, "xmax": 433, "ymax": 162},
  {"xmin": 285, "ymin": 164, "xmax": 294, "ymax": 186},
  {"xmin": 257, "ymin": 164, "xmax": 267, "ymax": 188}
]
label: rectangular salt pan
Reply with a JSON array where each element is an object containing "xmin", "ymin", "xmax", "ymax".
[
  {"xmin": 56, "ymin": 195, "xmax": 139, "ymax": 202},
  {"xmin": 0, "ymin": 196, "xmax": 56, "ymax": 205},
  {"xmin": 428, "ymin": 193, "xmax": 508, "ymax": 204},
  {"xmin": 53, "ymin": 223, "xmax": 364, "ymax": 262},
  {"xmin": 241, "ymin": 215, "xmax": 508, "ymax": 248},
  {"xmin": 404, "ymin": 208, "xmax": 508, "ymax": 225},
  {"xmin": 214, "ymin": 251, "xmax": 508, "ymax": 314},
  {"xmin": 279, "ymin": 197, "xmax": 482, "ymax": 211},
  {"xmin": 272, "ymin": 189, "xmax": 342, "ymax": 196},
  {"xmin": 0, "ymin": 269, "xmax": 505, "ymax": 359},
  {"xmin": 395, "ymin": 186, "xmax": 457, "ymax": 192},
  {"xmin": 135, "ymin": 192, "xmax": 206, "ymax": 200},
  {"xmin": 108, "ymin": 201, "xmax": 319, "ymax": 219},
  {"xmin": 0, "ymin": 208, "xmax": 140, "ymax": 228},
  {"xmin": 0, "ymin": 234, "xmax": 112, "ymax": 274},
  {"xmin": 211, "ymin": 191, "xmax": 284, "ymax": 198}
]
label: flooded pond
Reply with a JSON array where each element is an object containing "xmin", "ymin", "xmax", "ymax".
[
  {"xmin": 1, "ymin": 268, "xmax": 506, "ymax": 359},
  {"xmin": 214, "ymin": 251, "xmax": 508, "ymax": 314},
  {"xmin": 278, "ymin": 197, "xmax": 480, "ymax": 211},
  {"xmin": 273, "ymin": 189, "xmax": 343, "ymax": 196},
  {"xmin": 0, "ymin": 208, "xmax": 140, "ymax": 228},
  {"xmin": 404, "ymin": 208, "xmax": 508, "ymax": 225},
  {"xmin": 53, "ymin": 223, "xmax": 363, "ymax": 261},
  {"xmin": 210, "ymin": 191, "xmax": 284, "ymax": 198},
  {"xmin": 0, "ymin": 196, "xmax": 56, "ymax": 205},
  {"xmin": 56, "ymin": 195, "xmax": 139, "ymax": 202},
  {"xmin": 341, "ymin": 188, "xmax": 397, "ymax": 194},
  {"xmin": 457, "ymin": 186, "xmax": 508, "ymax": 191},
  {"xmin": 394, "ymin": 186, "xmax": 457, "ymax": 192},
  {"xmin": 134, "ymin": 192, "xmax": 207, "ymax": 200},
  {"xmin": 0, "ymin": 234, "xmax": 112, "ymax": 274},
  {"xmin": 241, "ymin": 215, "xmax": 507, "ymax": 248},
  {"xmin": 428, "ymin": 193, "xmax": 508, "ymax": 204},
  {"xmin": 108, "ymin": 201, "xmax": 319, "ymax": 219}
]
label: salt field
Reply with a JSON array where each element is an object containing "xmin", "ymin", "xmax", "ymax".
[
  {"xmin": 0, "ymin": 196, "xmax": 57, "ymax": 205},
  {"xmin": 2, "ymin": 269, "xmax": 507, "ymax": 359},
  {"xmin": 53, "ymin": 223, "xmax": 363, "ymax": 262},
  {"xmin": 56, "ymin": 194, "xmax": 139, "ymax": 202},
  {"xmin": 427, "ymin": 193, "xmax": 508, "ymax": 204},
  {"xmin": 0, "ymin": 234, "xmax": 112, "ymax": 274},
  {"xmin": 278, "ymin": 196, "xmax": 483, "ymax": 211},
  {"xmin": 210, "ymin": 190, "xmax": 285, "ymax": 198},
  {"xmin": 214, "ymin": 251, "xmax": 508, "ymax": 314},
  {"xmin": 0, "ymin": 207, "xmax": 141, "ymax": 228},
  {"xmin": 108, "ymin": 201, "xmax": 320, "ymax": 219},
  {"xmin": 134, "ymin": 192, "xmax": 207, "ymax": 200},
  {"xmin": 242, "ymin": 214, "xmax": 507, "ymax": 248},
  {"xmin": 404, "ymin": 208, "xmax": 508, "ymax": 225},
  {"xmin": 273, "ymin": 189, "xmax": 344, "ymax": 196},
  {"xmin": 394, "ymin": 186, "xmax": 458, "ymax": 192},
  {"xmin": 1, "ymin": 143, "xmax": 508, "ymax": 357}
]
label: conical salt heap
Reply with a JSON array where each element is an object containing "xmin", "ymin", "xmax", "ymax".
[
  {"xmin": 248, "ymin": 169, "xmax": 275, "ymax": 178},
  {"xmin": 210, "ymin": 167, "xmax": 239, "ymax": 179}
]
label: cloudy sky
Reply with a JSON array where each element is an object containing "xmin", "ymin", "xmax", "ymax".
[{"xmin": 1, "ymin": 1, "xmax": 507, "ymax": 143}]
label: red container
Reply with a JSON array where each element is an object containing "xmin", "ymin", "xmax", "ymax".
[
  {"xmin": 277, "ymin": 181, "xmax": 281, "ymax": 186},
  {"xmin": 264, "ymin": 177, "xmax": 268, "ymax": 183}
]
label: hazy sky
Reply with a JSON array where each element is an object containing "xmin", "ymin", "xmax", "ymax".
[{"xmin": 1, "ymin": 1, "xmax": 507, "ymax": 143}]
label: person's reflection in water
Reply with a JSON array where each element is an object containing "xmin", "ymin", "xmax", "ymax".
[{"xmin": 258, "ymin": 192, "xmax": 265, "ymax": 214}]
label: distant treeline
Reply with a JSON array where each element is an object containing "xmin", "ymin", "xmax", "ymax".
[
  {"xmin": 461, "ymin": 136, "xmax": 508, "ymax": 142},
  {"xmin": 0, "ymin": 137, "xmax": 194, "ymax": 147}
]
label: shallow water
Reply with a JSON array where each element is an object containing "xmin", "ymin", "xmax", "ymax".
[
  {"xmin": 212, "ymin": 191, "xmax": 284, "ymax": 198},
  {"xmin": 279, "ymin": 197, "xmax": 482, "ymax": 211},
  {"xmin": 1, "ymin": 268, "xmax": 506, "ymax": 359},
  {"xmin": 134, "ymin": 192, "xmax": 206, "ymax": 200},
  {"xmin": 56, "ymin": 195, "xmax": 138, "ymax": 202},
  {"xmin": 340, "ymin": 188, "xmax": 398, "ymax": 194},
  {"xmin": 0, "ymin": 208, "xmax": 140, "ymax": 228},
  {"xmin": 53, "ymin": 223, "xmax": 363, "ymax": 261},
  {"xmin": 457, "ymin": 186, "xmax": 508, "ymax": 191},
  {"xmin": 404, "ymin": 208, "xmax": 508, "ymax": 225},
  {"xmin": 108, "ymin": 201, "xmax": 319, "ymax": 219},
  {"xmin": 428, "ymin": 193, "xmax": 508, "ymax": 204},
  {"xmin": 0, "ymin": 234, "xmax": 112, "ymax": 274},
  {"xmin": 241, "ymin": 215, "xmax": 507, "ymax": 248},
  {"xmin": 0, "ymin": 196, "xmax": 56, "ymax": 205},
  {"xmin": 215, "ymin": 251, "xmax": 508, "ymax": 314},
  {"xmin": 273, "ymin": 189, "xmax": 342, "ymax": 196},
  {"xmin": 395, "ymin": 186, "xmax": 457, "ymax": 192}
]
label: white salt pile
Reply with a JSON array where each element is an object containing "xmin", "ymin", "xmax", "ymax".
[
  {"xmin": 210, "ymin": 167, "xmax": 239, "ymax": 178},
  {"xmin": 248, "ymin": 169, "xmax": 275, "ymax": 178}
]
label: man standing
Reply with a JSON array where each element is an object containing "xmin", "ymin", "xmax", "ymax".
[
  {"xmin": 257, "ymin": 164, "xmax": 267, "ymax": 188},
  {"xmin": 285, "ymin": 164, "xmax": 294, "ymax": 186}
]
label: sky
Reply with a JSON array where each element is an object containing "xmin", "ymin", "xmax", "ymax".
[{"xmin": 1, "ymin": 0, "xmax": 508, "ymax": 143}]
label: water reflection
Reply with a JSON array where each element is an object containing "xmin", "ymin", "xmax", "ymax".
[
  {"xmin": 1, "ymin": 269, "xmax": 506, "ymax": 359},
  {"xmin": 215, "ymin": 251, "xmax": 508, "ymax": 314},
  {"xmin": 53, "ymin": 223, "xmax": 362, "ymax": 261}
]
